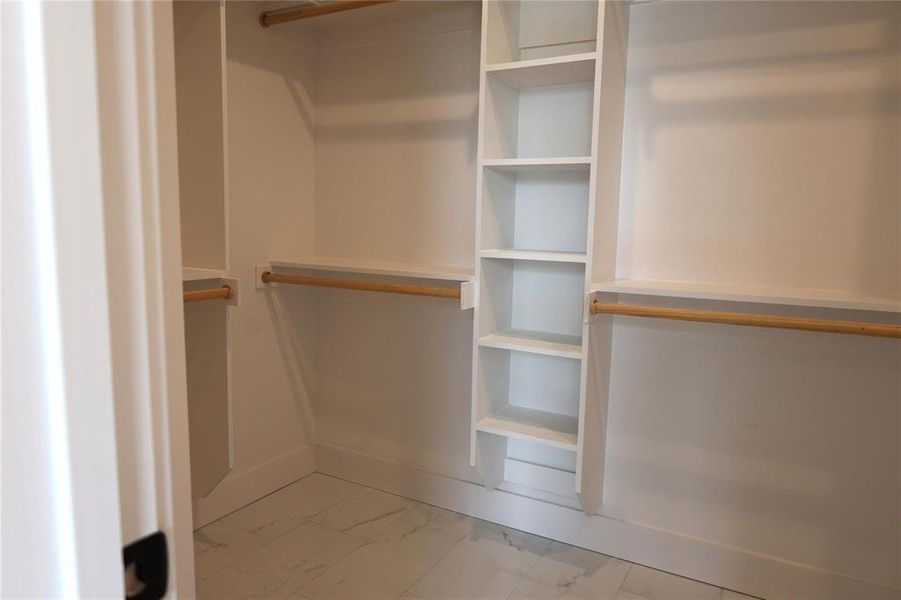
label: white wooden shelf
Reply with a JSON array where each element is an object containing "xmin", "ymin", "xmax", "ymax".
[
  {"xmin": 479, "ymin": 329, "xmax": 583, "ymax": 359},
  {"xmin": 482, "ymin": 157, "xmax": 591, "ymax": 173},
  {"xmin": 485, "ymin": 53, "xmax": 596, "ymax": 88},
  {"xmin": 476, "ymin": 405, "xmax": 578, "ymax": 451},
  {"xmin": 481, "ymin": 249, "xmax": 587, "ymax": 263},
  {"xmin": 591, "ymin": 279, "xmax": 901, "ymax": 314},
  {"xmin": 183, "ymin": 267, "xmax": 227, "ymax": 282},
  {"xmin": 268, "ymin": 257, "xmax": 475, "ymax": 282}
]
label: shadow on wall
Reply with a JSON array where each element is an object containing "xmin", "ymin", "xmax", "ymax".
[
  {"xmin": 595, "ymin": 311, "xmax": 900, "ymax": 587},
  {"xmin": 618, "ymin": 1, "xmax": 900, "ymax": 297},
  {"xmin": 263, "ymin": 283, "xmax": 318, "ymax": 444}
]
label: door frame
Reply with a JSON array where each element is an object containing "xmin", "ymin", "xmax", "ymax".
[{"xmin": 2, "ymin": 1, "xmax": 194, "ymax": 597}]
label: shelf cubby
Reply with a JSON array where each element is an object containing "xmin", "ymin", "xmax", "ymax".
[
  {"xmin": 478, "ymin": 258, "xmax": 585, "ymax": 340},
  {"xmin": 474, "ymin": 347, "xmax": 582, "ymax": 451},
  {"xmin": 484, "ymin": 73, "xmax": 594, "ymax": 160},
  {"xmin": 481, "ymin": 168, "xmax": 590, "ymax": 255},
  {"xmin": 485, "ymin": 1, "xmax": 599, "ymax": 64}
]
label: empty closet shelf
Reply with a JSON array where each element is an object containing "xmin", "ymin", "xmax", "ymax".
[
  {"xmin": 183, "ymin": 267, "xmax": 227, "ymax": 282},
  {"xmin": 591, "ymin": 278, "xmax": 901, "ymax": 313},
  {"xmin": 268, "ymin": 257, "xmax": 474, "ymax": 282},
  {"xmin": 482, "ymin": 158, "xmax": 591, "ymax": 172},
  {"xmin": 479, "ymin": 330, "xmax": 582, "ymax": 359},
  {"xmin": 262, "ymin": 271, "xmax": 463, "ymax": 300},
  {"xmin": 486, "ymin": 53, "xmax": 596, "ymax": 88},
  {"xmin": 476, "ymin": 406, "xmax": 578, "ymax": 451},
  {"xmin": 480, "ymin": 249, "xmax": 587, "ymax": 263}
]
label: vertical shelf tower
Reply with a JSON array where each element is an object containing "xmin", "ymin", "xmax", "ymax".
[{"xmin": 471, "ymin": 0, "xmax": 630, "ymax": 514}]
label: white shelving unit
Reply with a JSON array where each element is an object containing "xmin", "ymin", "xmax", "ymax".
[{"xmin": 471, "ymin": 0, "xmax": 631, "ymax": 513}]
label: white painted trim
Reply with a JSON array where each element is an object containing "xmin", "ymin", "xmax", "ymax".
[
  {"xmin": 316, "ymin": 443, "xmax": 900, "ymax": 600},
  {"xmin": 193, "ymin": 445, "xmax": 316, "ymax": 528},
  {"xmin": 2, "ymin": 2, "xmax": 124, "ymax": 595}
]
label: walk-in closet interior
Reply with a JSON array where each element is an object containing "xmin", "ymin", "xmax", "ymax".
[{"xmin": 174, "ymin": 1, "xmax": 900, "ymax": 598}]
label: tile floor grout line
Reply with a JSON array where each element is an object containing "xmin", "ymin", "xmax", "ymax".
[
  {"xmin": 398, "ymin": 526, "xmax": 472, "ymax": 599},
  {"xmin": 195, "ymin": 514, "xmax": 332, "ymax": 584},
  {"xmin": 196, "ymin": 470, "xmax": 320, "ymax": 531},
  {"xmin": 195, "ymin": 476, "xmax": 364, "ymax": 582},
  {"xmin": 613, "ymin": 563, "xmax": 634, "ymax": 599},
  {"xmin": 292, "ymin": 524, "xmax": 373, "ymax": 599}
]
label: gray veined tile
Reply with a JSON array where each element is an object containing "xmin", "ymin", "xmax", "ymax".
[
  {"xmin": 518, "ymin": 542, "xmax": 631, "ymax": 599},
  {"xmin": 509, "ymin": 579, "xmax": 573, "ymax": 599},
  {"xmin": 398, "ymin": 500, "xmax": 476, "ymax": 542},
  {"xmin": 613, "ymin": 591, "xmax": 649, "ymax": 600},
  {"xmin": 721, "ymin": 590, "xmax": 760, "ymax": 600},
  {"xmin": 311, "ymin": 487, "xmax": 413, "ymax": 540},
  {"xmin": 193, "ymin": 520, "xmax": 266, "ymax": 580},
  {"xmin": 223, "ymin": 473, "xmax": 362, "ymax": 542},
  {"xmin": 619, "ymin": 565, "xmax": 721, "ymax": 600},
  {"xmin": 299, "ymin": 520, "xmax": 459, "ymax": 600},
  {"xmin": 195, "ymin": 521, "xmax": 362, "ymax": 600},
  {"xmin": 409, "ymin": 520, "xmax": 552, "ymax": 600}
]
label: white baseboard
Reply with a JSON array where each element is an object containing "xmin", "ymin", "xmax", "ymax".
[
  {"xmin": 193, "ymin": 445, "xmax": 315, "ymax": 528},
  {"xmin": 316, "ymin": 443, "xmax": 899, "ymax": 600}
]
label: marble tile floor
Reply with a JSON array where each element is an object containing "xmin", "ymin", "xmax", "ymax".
[{"xmin": 194, "ymin": 473, "xmax": 760, "ymax": 600}]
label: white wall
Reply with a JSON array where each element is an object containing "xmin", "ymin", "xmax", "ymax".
[
  {"xmin": 310, "ymin": 0, "xmax": 482, "ymax": 478},
  {"xmin": 313, "ymin": 1, "xmax": 481, "ymax": 267},
  {"xmin": 195, "ymin": 1, "xmax": 320, "ymax": 523},
  {"xmin": 617, "ymin": 1, "xmax": 900, "ymax": 297},
  {"xmin": 174, "ymin": 0, "xmax": 227, "ymax": 271},
  {"xmin": 602, "ymin": 0, "xmax": 901, "ymax": 588}
]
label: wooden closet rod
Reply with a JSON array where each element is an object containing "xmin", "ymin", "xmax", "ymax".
[
  {"xmin": 590, "ymin": 300, "xmax": 901, "ymax": 339},
  {"xmin": 261, "ymin": 271, "xmax": 461, "ymax": 299},
  {"xmin": 259, "ymin": 0, "xmax": 394, "ymax": 27},
  {"xmin": 183, "ymin": 285, "xmax": 233, "ymax": 303}
]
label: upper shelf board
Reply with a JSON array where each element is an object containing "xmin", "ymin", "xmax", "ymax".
[
  {"xmin": 183, "ymin": 267, "xmax": 227, "ymax": 282},
  {"xmin": 481, "ymin": 249, "xmax": 587, "ymax": 264},
  {"xmin": 479, "ymin": 329, "xmax": 583, "ymax": 359},
  {"xmin": 483, "ymin": 157, "xmax": 591, "ymax": 173},
  {"xmin": 591, "ymin": 279, "xmax": 901, "ymax": 314},
  {"xmin": 485, "ymin": 53, "xmax": 596, "ymax": 89},
  {"xmin": 476, "ymin": 405, "xmax": 579, "ymax": 452},
  {"xmin": 268, "ymin": 257, "xmax": 475, "ymax": 282}
]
